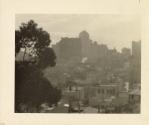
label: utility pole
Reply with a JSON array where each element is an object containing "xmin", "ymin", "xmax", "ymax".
[
  {"xmin": 68, "ymin": 99, "xmax": 72, "ymax": 113},
  {"xmin": 68, "ymin": 80, "xmax": 72, "ymax": 113},
  {"xmin": 75, "ymin": 83, "xmax": 81, "ymax": 113},
  {"xmin": 78, "ymin": 90, "xmax": 81, "ymax": 113}
]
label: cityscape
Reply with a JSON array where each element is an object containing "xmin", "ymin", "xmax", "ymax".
[{"xmin": 15, "ymin": 15, "xmax": 141, "ymax": 113}]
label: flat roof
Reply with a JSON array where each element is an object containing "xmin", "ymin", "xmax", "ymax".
[{"xmin": 129, "ymin": 89, "xmax": 140, "ymax": 95}]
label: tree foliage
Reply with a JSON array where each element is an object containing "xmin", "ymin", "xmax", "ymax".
[
  {"xmin": 15, "ymin": 20, "xmax": 60, "ymax": 112},
  {"xmin": 15, "ymin": 62, "xmax": 61, "ymax": 112},
  {"xmin": 38, "ymin": 47, "xmax": 56, "ymax": 69},
  {"xmin": 15, "ymin": 20, "xmax": 51, "ymax": 60}
]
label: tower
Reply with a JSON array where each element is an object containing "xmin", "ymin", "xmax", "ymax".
[
  {"xmin": 131, "ymin": 41, "xmax": 141, "ymax": 88},
  {"xmin": 79, "ymin": 31, "xmax": 91, "ymax": 58}
]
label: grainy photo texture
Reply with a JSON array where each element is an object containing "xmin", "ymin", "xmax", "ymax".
[{"xmin": 15, "ymin": 14, "xmax": 141, "ymax": 113}]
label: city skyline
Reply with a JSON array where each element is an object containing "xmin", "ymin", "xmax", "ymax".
[
  {"xmin": 15, "ymin": 14, "xmax": 141, "ymax": 51},
  {"xmin": 15, "ymin": 15, "xmax": 141, "ymax": 113}
]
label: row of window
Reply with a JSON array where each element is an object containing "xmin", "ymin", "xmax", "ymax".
[{"xmin": 97, "ymin": 89, "xmax": 116, "ymax": 95}]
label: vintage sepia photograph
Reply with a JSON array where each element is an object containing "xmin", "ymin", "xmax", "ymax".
[{"xmin": 15, "ymin": 14, "xmax": 141, "ymax": 113}]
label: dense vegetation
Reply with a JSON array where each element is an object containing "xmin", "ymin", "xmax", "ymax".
[{"xmin": 15, "ymin": 20, "xmax": 61, "ymax": 112}]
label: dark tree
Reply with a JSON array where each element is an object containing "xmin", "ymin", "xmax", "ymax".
[
  {"xmin": 15, "ymin": 30, "xmax": 22, "ymax": 55},
  {"xmin": 15, "ymin": 20, "xmax": 50, "ymax": 61},
  {"xmin": 15, "ymin": 63, "xmax": 61, "ymax": 112},
  {"xmin": 38, "ymin": 47, "xmax": 56, "ymax": 69},
  {"xmin": 15, "ymin": 20, "xmax": 60, "ymax": 112}
]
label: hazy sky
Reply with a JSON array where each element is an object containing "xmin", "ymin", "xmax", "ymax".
[{"xmin": 15, "ymin": 14, "xmax": 141, "ymax": 51}]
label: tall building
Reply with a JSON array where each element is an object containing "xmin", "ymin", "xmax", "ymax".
[
  {"xmin": 52, "ymin": 31, "xmax": 93, "ymax": 63},
  {"xmin": 79, "ymin": 31, "xmax": 92, "ymax": 58},
  {"xmin": 131, "ymin": 41, "xmax": 141, "ymax": 86},
  {"xmin": 52, "ymin": 31, "xmax": 131, "ymax": 67}
]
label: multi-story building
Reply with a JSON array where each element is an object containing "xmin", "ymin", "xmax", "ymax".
[
  {"xmin": 130, "ymin": 41, "xmax": 141, "ymax": 87},
  {"xmin": 52, "ymin": 31, "xmax": 109, "ymax": 63},
  {"xmin": 83, "ymin": 83, "xmax": 121, "ymax": 107}
]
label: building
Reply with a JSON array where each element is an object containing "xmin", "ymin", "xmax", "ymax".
[
  {"xmin": 121, "ymin": 47, "xmax": 131, "ymax": 62},
  {"xmin": 83, "ymin": 83, "xmax": 121, "ymax": 107},
  {"xmin": 52, "ymin": 37, "xmax": 82, "ymax": 62},
  {"xmin": 52, "ymin": 31, "xmax": 109, "ymax": 63},
  {"xmin": 79, "ymin": 31, "xmax": 92, "ymax": 58},
  {"xmin": 128, "ymin": 88, "xmax": 140, "ymax": 113},
  {"xmin": 129, "ymin": 89, "xmax": 140, "ymax": 104},
  {"xmin": 130, "ymin": 41, "xmax": 141, "ymax": 87}
]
